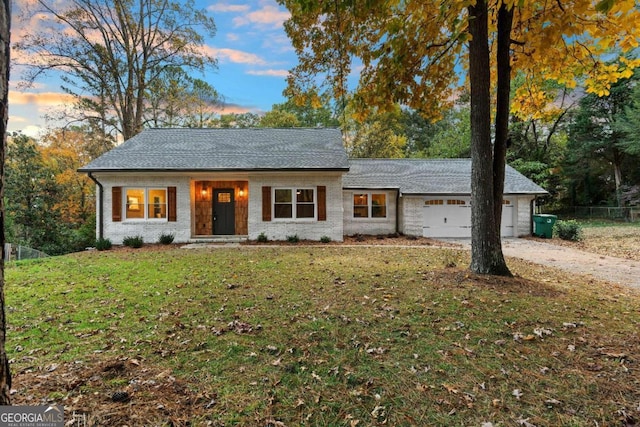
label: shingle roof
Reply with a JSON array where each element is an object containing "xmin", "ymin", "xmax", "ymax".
[
  {"xmin": 78, "ymin": 128, "xmax": 349, "ymax": 172},
  {"xmin": 344, "ymin": 158, "xmax": 547, "ymax": 195}
]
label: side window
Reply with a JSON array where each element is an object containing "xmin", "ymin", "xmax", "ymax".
[
  {"xmin": 353, "ymin": 194, "xmax": 368, "ymax": 218},
  {"xmin": 274, "ymin": 189, "xmax": 293, "ymax": 219},
  {"xmin": 124, "ymin": 188, "xmax": 168, "ymax": 220},
  {"xmin": 126, "ymin": 188, "xmax": 145, "ymax": 219},
  {"xmin": 273, "ymin": 188, "xmax": 316, "ymax": 219},
  {"xmin": 353, "ymin": 193, "xmax": 387, "ymax": 218},
  {"xmin": 148, "ymin": 189, "xmax": 167, "ymax": 219},
  {"xmin": 296, "ymin": 189, "xmax": 315, "ymax": 218},
  {"xmin": 371, "ymin": 194, "xmax": 387, "ymax": 218}
]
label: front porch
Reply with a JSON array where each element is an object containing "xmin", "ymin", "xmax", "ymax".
[{"xmin": 193, "ymin": 180, "xmax": 249, "ymax": 237}]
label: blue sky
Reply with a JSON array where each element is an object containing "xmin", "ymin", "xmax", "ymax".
[{"xmin": 8, "ymin": 0, "xmax": 297, "ymax": 138}]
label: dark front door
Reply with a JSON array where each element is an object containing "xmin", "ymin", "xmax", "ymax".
[{"xmin": 213, "ymin": 189, "xmax": 235, "ymax": 235}]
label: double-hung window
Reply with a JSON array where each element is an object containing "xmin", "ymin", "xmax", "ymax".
[
  {"xmin": 274, "ymin": 188, "xmax": 315, "ymax": 219},
  {"xmin": 353, "ymin": 193, "xmax": 387, "ymax": 218},
  {"xmin": 125, "ymin": 188, "xmax": 167, "ymax": 220}
]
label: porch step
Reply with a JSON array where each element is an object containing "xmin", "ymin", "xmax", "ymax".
[{"xmin": 187, "ymin": 235, "xmax": 248, "ymax": 244}]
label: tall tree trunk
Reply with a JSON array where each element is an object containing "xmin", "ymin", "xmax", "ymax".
[
  {"xmin": 493, "ymin": 3, "xmax": 513, "ymax": 226},
  {"xmin": 468, "ymin": 0, "xmax": 511, "ymax": 276},
  {"xmin": 612, "ymin": 147, "xmax": 623, "ymax": 207},
  {"xmin": 0, "ymin": 0, "xmax": 12, "ymax": 405}
]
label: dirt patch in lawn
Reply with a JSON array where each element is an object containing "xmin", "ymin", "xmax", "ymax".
[{"xmin": 11, "ymin": 357, "xmax": 214, "ymax": 426}]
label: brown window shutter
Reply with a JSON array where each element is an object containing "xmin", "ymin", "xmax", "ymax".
[
  {"xmin": 262, "ymin": 186, "xmax": 271, "ymax": 221},
  {"xmin": 112, "ymin": 187, "xmax": 122, "ymax": 222},
  {"xmin": 168, "ymin": 186, "xmax": 177, "ymax": 222},
  {"xmin": 317, "ymin": 186, "xmax": 327, "ymax": 221}
]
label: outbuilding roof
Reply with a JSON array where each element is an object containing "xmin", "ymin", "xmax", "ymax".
[
  {"xmin": 344, "ymin": 158, "xmax": 548, "ymax": 195},
  {"xmin": 78, "ymin": 128, "xmax": 349, "ymax": 172}
]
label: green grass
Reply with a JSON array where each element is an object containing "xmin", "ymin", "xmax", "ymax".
[{"xmin": 6, "ymin": 246, "xmax": 640, "ymax": 426}]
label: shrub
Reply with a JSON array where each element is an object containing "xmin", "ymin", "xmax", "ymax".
[
  {"xmin": 95, "ymin": 237, "xmax": 112, "ymax": 251},
  {"xmin": 257, "ymin": 232, "xmax": 268, "ymax": 243},
  {"xmin": 158, "ymin": 232, "xmax": 175, "ymax": 245},
  {"xmin": 286, "ymin": 234, "xmax": 300, "ymax": 243},
  {"xmin": 554, "ymin": 220, "xmax": 583, "ymax": 241},
  {"xmin": 122, "ymin": 235, "xmax": 144, "ymax": 248},
  {"xmin": 320, "ymin": 235, "xmax": 332, "ymax": 243}
]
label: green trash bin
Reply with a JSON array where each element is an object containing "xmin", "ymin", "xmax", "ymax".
[{"xmin": 533, "ymin": 214, "xmax": 557, "ymax": 238}]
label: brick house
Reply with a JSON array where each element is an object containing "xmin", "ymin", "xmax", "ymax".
[{"xmin": 78, "ymin": 128, "xmax": 546, "ymax": 244}]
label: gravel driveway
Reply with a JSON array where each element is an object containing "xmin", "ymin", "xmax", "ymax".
[{"xmin": 450, "ymin": 238, "xmax": 640, "ymax": 290}]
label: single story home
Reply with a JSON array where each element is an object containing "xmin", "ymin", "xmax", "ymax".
[{"xmin": 78, "ymin": 128, "xmax": 547, "ymax": 244}]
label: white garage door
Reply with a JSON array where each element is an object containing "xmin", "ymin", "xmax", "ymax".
[
  {"xmin": 423, "ymin": 198, "xmax": 472, "ymax": 238},
  {"xmin": 423, "ymin": 197, "xmax": 515, "ymax": 238}
]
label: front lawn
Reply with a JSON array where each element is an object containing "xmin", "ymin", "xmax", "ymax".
[{"xmin": 6, "ymin": 246, "xmax": 640, "ymax": 426}]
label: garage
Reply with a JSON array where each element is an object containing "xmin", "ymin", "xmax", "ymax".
[
  {"xmin": 423, "ymin": 197, "xmax": 514, "ymax": 238},
  {"xmin": 344, "ymin": 159, "xmax": 547, "ymax": 238}
]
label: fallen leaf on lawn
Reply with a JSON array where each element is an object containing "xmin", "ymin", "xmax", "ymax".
[
  {"xmin": 371, "ymin": 405, "xmax": 385, "ymax": 418},
  {"xmin": 600, "ymin": 351, "xmax": 627, "ymax": 359},
  {"xmin": 442, "ymin": 383, "xmax": 459, "ymax": 394},
  {"xmin": 533, "ymin": 327, "xmax": 553, "ymax": 338},
  {"xmin": 512, "ymin": 389, "xmax": 523, "ymax": 399},
  {"xmin": 545, "ymin": 398, "xmax": 562, "ymax": 406}
]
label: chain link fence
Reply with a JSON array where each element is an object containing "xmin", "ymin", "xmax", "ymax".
[
  {"xmin": 4, "ymin": 243, "xmax": 50, "ymax": 261},
  {"xmin": 571, "ymin": 206, "xmax": 640, "ymax": 221}
]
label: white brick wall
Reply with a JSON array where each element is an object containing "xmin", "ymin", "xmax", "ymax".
[
  {"xmin": 94, "ymin": 174, "xmax": 192, "ymax": 244},
  {"xmin": 516, "ymin": 195, "xmax": 535, "ymax": 236},
  {"xmin": 343, "ymin": 190, "xmax": 397, "ymax": 236},
  {"xmin": 247, "ymin": 172, "xmax": 344, "ymax": 242},
  {"xmin": 92, "ymin": 171, "xmax": 537, "ymax": 244},
  {"xmin": 399, "ymin": 196, "xmax": 424, "ymax": 237}
]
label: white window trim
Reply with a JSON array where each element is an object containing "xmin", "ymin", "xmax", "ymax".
[
  {"xmin": 272, "ymin": 187, "xmax": 317, "ymax": 221},
  {"xmin": 123, "ymin": 187, "xmax": 168, "ymax": 221},
  {"xmin": 353, "ymin": 192, "xmax": 388, "ymax": 219}
]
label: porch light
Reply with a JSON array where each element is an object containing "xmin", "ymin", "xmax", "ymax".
[{"xmin": 238, "ymin": 189, "xmax": 245, "ymax": 197}]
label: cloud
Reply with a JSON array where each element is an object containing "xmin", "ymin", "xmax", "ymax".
[
  {"xmin": 9, "ymin": 81, "xmax": 47, "ymax": 91},
  {"xmin": 9, "ymin": 90, "xmax": 76, "ymax": 107},
  {"xmin": 246, "ymin": 69, "xmax": 289, "ymax": 77},
  {"xmin": 213, "ymin": 103, "xmax": 262, "ymax": 114},
  {"xmin": 9, "ymin": 115, "xmax": 27, "ymax": 123},
  {"xmin": 208, "ymin": 3, "xmax": 251, "ymax": 13},
  {"xmin": 233, "ymin": 4, "xmax": 290, "ymax": 29},
  {"xmin": 7, "ymin": 111, "xmax": 45, "ymax": 137},
  {"xmin": 226, "ymin": 33, "xmax": 240, "ymax": 42},
  {"xmin": 205, "ymin": 47, "xmax": 267, "ymax": 65},
  {"xmin": 261, "ymin": 33, "xmax": 295, "ymax": 53}
]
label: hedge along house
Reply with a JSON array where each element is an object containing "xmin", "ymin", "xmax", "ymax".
[{"xmin": 79, "ymin": 128, "xmax": 547, "ymax": 244}]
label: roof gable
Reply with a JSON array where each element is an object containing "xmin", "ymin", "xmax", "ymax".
[
  {"xmin": 344, "ymin": 159, "xmax": 547, "ymax": 195},
  {"xmin": 79, "ymin": 128, "xmax": 349, "ymax": 172}
]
